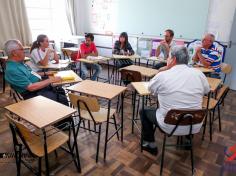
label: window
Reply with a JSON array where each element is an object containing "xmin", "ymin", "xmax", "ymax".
[{"xmin": 25, "ymin": 0, "xmax": 71, "ymax": 41}]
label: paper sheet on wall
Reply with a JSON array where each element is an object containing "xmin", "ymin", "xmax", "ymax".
[
  {"xmin": 139, "ymin": 41, "xmax": 147, "ymax": 48},
  {"xmin": 141, "ymin": 50, "xmax": 150, "ymax": 57},
  {"xmin": 152, "ymin": 41, "xmax": 160, "ymax": 49}
]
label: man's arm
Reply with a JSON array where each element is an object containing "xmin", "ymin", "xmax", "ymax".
[
  {"xmin": 194, "ymin": 47, "xmax": 211, "ymax": 67},
  {"xmin": 27, "ymin": 77, "xmax": 61, "ymax": 92},
  {"xmin": 155, "ymin": 45, "xmax": 161, "ymax": 57}
]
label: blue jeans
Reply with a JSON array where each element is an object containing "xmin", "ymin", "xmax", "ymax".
[{"xmin": 79, "ymin": 62, "xmax": 102, "ymax": 81}]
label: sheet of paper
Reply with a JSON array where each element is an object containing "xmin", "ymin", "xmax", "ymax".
[
  {"xmin": 141, "ymin": 50, "xmax": 150, "ymax": 57},
  {"xmin": 139, "ymin": 41, "xmax": 147, "ymax": 49},
  {"xmin": 152, "ymin": 41, "xmax": 160, "ymax": 49}
]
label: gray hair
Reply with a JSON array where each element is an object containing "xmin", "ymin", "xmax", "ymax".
[
  {"xmin": 204, "ymin": 33, "xmax": 215, "ymax": 42},
  {"xmin": 4, "ymin": 39, "xmax": 21, "ymax": 57},
  {"xmin": 170, "ymin": 46, "xmax": 189, "ymax": 65}
]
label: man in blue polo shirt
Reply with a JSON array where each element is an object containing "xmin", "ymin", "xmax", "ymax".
[
  {"xmin": 193, "ymin": 33, "xmax": 221, "ymax": 78},
  {"xmin": 4, "ymin": 39, "xmax": 68, "ymax": 105}
]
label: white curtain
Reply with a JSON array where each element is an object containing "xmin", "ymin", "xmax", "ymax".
[
  {"xmin": 65, "ymin": 0, "xmax": 77, "ymax": 35},
  {"xmin": 0, "ymin": 0, "xmax": 32, "ymax": 49}
]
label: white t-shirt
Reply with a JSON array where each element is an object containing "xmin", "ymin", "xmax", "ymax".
[
  {"xmin": 28, "ymin": 48, "xmax": 55, "ymax": 72},
  {"xmin": 148, "ymin": 64, "xmax": 210, "ymax": 135},
  {"xmin": 159, "ymin": 40, "xmax": 176, "ymax": 59}
]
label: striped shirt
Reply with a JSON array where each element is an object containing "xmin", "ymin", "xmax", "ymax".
[{"xmin": 201, "ymin": 44, "xmax": 221, "ymax": 72}]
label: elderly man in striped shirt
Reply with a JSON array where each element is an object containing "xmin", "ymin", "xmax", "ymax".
[{"xmin": 193, "ymin": 33, "xmax": 221, "ymax": 78}]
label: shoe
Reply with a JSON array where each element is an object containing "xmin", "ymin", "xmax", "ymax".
[{"xmin": 142, "ymin": 145, "xmax": 158, "ymax": 155}]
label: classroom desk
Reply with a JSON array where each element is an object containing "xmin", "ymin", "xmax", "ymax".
[
  {"xmin": 0, "ymin": 56, "xmax": 31, "ymax": 61},
  {"xmin": 38, "ymin": 59, "xmax": 70, "ymax": 70},
  {"xmin": 120, "ymin": 65, "xmax": 159, "ymax": 78},
  {"xmin": 111, "ymin": 54, "xmax": 141, "ymax": 84},
  {"xmin": 203, "ymin": 77, "xmax": 222, "ymax": 141},
  {"xmin": 50, "ymin": 70, "xmax": 82, "ymax": 86},
  {"xmin": 67, "ymin": 80, "xmax": 126, "ymax": 160},
  {"xmin": 144, "ymin": 56, "xmax": 167, "ymax": 67},
  {"xmin": 78, "ymin": 56, "xmax": 111, "ymax": 82},
  {"xmin": 5, "ymin": 96, "xmax": 81, "ymax": 175}
]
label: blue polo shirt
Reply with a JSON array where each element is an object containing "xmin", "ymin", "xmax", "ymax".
[
  {"xmin": 5, "ymin": 60, "xmax": 41, "ymax": 93},
  {"xmin": 201, "ymin": 44, "xmax": 221, "ymax": 73}
]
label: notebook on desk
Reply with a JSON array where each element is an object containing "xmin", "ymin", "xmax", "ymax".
[{"xmin": 54, "ymin": 71, "xmax": 75, "ymax": 81}]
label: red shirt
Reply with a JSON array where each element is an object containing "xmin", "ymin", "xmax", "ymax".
[{"xmin": 77, "ymin": 42, "xmax": 97, "ymax": 59}]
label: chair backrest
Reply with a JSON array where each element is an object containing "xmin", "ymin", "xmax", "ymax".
[
  {"xmin": 6, "ymin": 114, "xmax": 37, "ymax": 157},
  {"xmin": 187, "ymin": 39, "xmax": 226, "ymax": 62},
  {"xmin": 216, "ymin": 85, "xmax": 229, "ymax": 104},
  {"xmin": 120, "ymin": 69, "xmax": 142, "ymax": 86},
  {"xmin": 221, "ymin": 63, "xmax": 232, "ymax": 74},
  {"xmin": 68, "ymin": 93, "xmax": 100, "ymax": 112},
  {"xmin": 164, "ymin": 109, "xmax": 206, "ymax": 136}
]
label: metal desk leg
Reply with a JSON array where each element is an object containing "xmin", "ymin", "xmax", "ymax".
[
  {"xmin": 121, "ymin": 93, "xmax": 124, "ymax": 142},
  {"xmin": 43, "ymin": 129, "xmax": 50, "ymax": 176},
  {"xmin": 107, "ymin": 60, "xmax": 110, "ymax": 83},
  {"xmin": 104, "ymin": 100, "xmax": 111, "ymax": 161},
  {"xmin": 71, "ymin": 119, "xmax": 81, "ymax": 172},
  {"xmin": 202, "ymin": 92, "xmax": 211, "ymax": 141},
  {"xmin": 132, "ymin": 90, "xmax": 137, "ymax": 133},
  {"xmin": 79, "ymin": 61, "xmax": 82, "ymax": 77},
  {"xmin": 140, "ymin": 95, "xmax": 145, "ymax": 152}
]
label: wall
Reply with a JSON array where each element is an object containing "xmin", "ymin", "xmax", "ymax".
[
  {"xmin": 76, "ymin": 0, "xmax": 236, "ymax": 43},
  {"xmin": 206, "ymin": 0, "xmax": 236, "ymax": 43}
]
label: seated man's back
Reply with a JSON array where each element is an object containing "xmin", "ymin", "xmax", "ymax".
[{"xmin": 149, "ymin": 59, "xmax": 210, "ymax": 135}]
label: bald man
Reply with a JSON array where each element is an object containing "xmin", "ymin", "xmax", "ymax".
[{"xmin": 193, "ymin": 34, "xmax": 221, "ymax": 78}]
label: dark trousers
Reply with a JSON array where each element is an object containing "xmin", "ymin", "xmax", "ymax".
[
  {"xmin": 153, "ymin": 62, "xmax": 167, "ymax": 70},
  {"xmin": 21, "ymin": 86, "xmax": 68, "ymax": 106},
  {"xmin": 140, "ymin": 107, "xmax": 158, "ymax": 142}
]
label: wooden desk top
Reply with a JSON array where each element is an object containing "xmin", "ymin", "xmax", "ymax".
[
  {"xmin": 38, "ymin": 60, "xmax": 70, "ymax": 69},
  {"xmin": 131, "ymin": 82, "xmax": 150, "ymax": 96},
  {"xmin": 112, "ymin": 54, "xmax": 141, "ymax": 60},
  {"xmin": 207, "ymin": 77, "xmax": 222, "ymax": 92},
  {"xmin": 194, "ymin": 66, "xmax": 214, "ymax": 73},
  {"xmin": 23, "ymin": 46, "xmax": 31, "ymax": 50},
  {"xmin": 5, "ymin": 96, "xmax": 76, "ymax": 129},
  {"xmin": 131, "ymin": 78, "xmax": 221, "ymax": 96},
  {"xmin": 120, "ymin": 65, "xmax": 158, "ymax": 78},
  {"xmin": 61, "ymin": 47, "xmax": 78, "ymax": 52},
  {"xmin": 50, "ymin": 70, "xmax": 82, "ymax": 86},
  {"xmin": 0, "ymin": 56, "xmax": 31, "ymax": 61},
  {"xmin": 145, "ymin": 56, "xmax": 167, "ymax": 63},
  {"xmin": 79, "ymin": 56, "xmax": 111, "ymax": 64},
  {"xmin": 67, "ymin": 80, "xmax": 127, "ymax": 99}
]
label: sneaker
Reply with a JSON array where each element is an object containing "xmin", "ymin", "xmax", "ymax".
[{"xmin": 142, "ymin": 145, "xmax": 158, "ymax": 155}]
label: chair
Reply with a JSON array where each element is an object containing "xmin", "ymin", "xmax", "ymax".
[
  {"xmin": 68, "ymin": 93, "xmax": 119, "ymax": 162},
  {"xmin": 0, "ymin": 58, "xmax": 6, "ymax": 93},
  {"xmin": 221, "ymin": 63, "xmax": 232, "ymax": 83},
  {"xmin": 10, "ymin": 86, "xmax": 24, "ymax": 102},
  {"xmin": 202, "ymin": 85, "xmax": 229, "ymax": 140},
  {"xmin": 159, "ymin": 109, "xmax": 206, "ymax": 175},
  {"xmin": 187, "ymin": 39, "xmax": 226, "ymax": 62},
  {"xmin": 7, "ymin": 114, "xmax": 81, "ymax": 176},
  {"xmin": 119, "ymin": 69, "xmax": 144, "ymax": 133}
]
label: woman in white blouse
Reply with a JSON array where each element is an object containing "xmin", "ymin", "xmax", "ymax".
[{"xmin": 29, "ymin": 34, "xmax": 59, "ymax": 72}]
